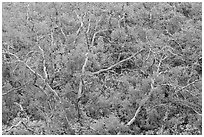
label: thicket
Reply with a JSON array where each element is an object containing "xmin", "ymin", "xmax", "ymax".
[{"xmin": 2, "ymin": 2, "xmax": 202, "ymax": 135}]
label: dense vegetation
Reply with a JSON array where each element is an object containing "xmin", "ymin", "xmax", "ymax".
[{"xmin": 2, "ymin": 2, "xmax": 202, "ymax": 135}]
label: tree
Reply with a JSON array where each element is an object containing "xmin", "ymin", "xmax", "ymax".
[{"xmin": 2, "ymin": 2, "xmax": 202, "ymax": 135}]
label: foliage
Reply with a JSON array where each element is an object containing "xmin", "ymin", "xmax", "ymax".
[{"xmin": 2, "ymin": 2, "xmax": 202, "ymax": 135}]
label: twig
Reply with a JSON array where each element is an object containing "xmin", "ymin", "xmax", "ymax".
[
  {"xmin": 174, "ymin": 79, "xmax": 200, "ymax": 94},
  {"xmin": 92, "ymin": 49, "xmax": 145, "ymax": 75}
]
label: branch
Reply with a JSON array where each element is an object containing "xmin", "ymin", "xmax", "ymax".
[
  {"xmin": 145, "ymin": 48, "xmax": 151, "ymax": 62},
  {"xmin": 36, "ymin": 37, "xmax": 48, "ymax": 80},
  {"xmin": 75, "ymin": 11, "xmax": 86, "ymax": 36},
  {"xmin": 3, "ymin": 119, "xmax": 35, "ymax": 135},
  {"xmin": 170, "ymin": 98, "xmax": 202, "ymax": 116},
  {"xmin": 3, "ymin": 49, "xmax": 60, "ymax": 101},
  {"xmin": 90, "ymin": 30, "xmax": 99, "ymax": 50},
  {"xmin": 14, "ymin": 102, "xmax": 24, "ymax": 111},
  {"xmin": 2, "ymin": 81, "xmax": 29, "ymax": 96},
  {"xmin": 126, "ymin": 79, "xmax": 155, "ymax": 126},
  {"xmin": 156, "ymin": 54, "xmax": 167, "ymax": 75},
  {"xmin": 126, "ymin": 105, "xmax": 142, "ymax": 126},
  {"xmin": 45, "ymin": 82, "xmax": 61, "ymax": 102},
  {"xmin": 3, "ymin": 51, "xmax": 41, "ymax": 78},
  {"xmin": 3, "ymin": 121, "xmax": 23, "ymax": 134},
  {"xmin": 14, "ymin": 102, "xmax": 31, "ymax": 122},
  {"xmin": 167, "ymin": 79, "xmax": 202, "ymax": 116},
  {"xmin": 92, "ymin": 49, "xmax": 145, "ymax": 75},
  {"xmin": 26, "ymin": 3, "xmax": 30, "ymax": 23},
  {"xmin": 84, "ymin": 19, "xmax": 91, "ymax": 47},
  {"xmin": 86, "ymin": 19, "xmax": 91, "ymax": 34},
  {"xmin": 51, "ymin": 29, "xmax": 55, "ymax": 48},
  {"xmin": 78, "ymin": 53, "xmax": 89, "ymax": 99},
  {"xmin": 2, "ymin": 51, "xmax": 21, "ymax": 61},
  {"xmin": 158, "ymin": 69, "xmax": 170, "ymax": 75},
  {"xmin": 21, "ymin": 122, "xmax": 36, "ymax": 134},
  {"xmin": 90, "ymin": 29, "xmax": 110, "ymax": 50},
  {"xmin": 53, "ymin": 9, "xmax": 67, "ymax": 42},
  {"xmin": 74, "ymin": 11, "xmax": 87, "ymax": 45},
  {"xmin": 25, "ymin": 51, "xmax": 37, "ymax": 60},
  {"xmin": 60, "ymin": 27, "xmax": 67, "ymax": 42},
  {"xmin": 52, "ymin": 3, "xmax": 67, "ymax": 43}
]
